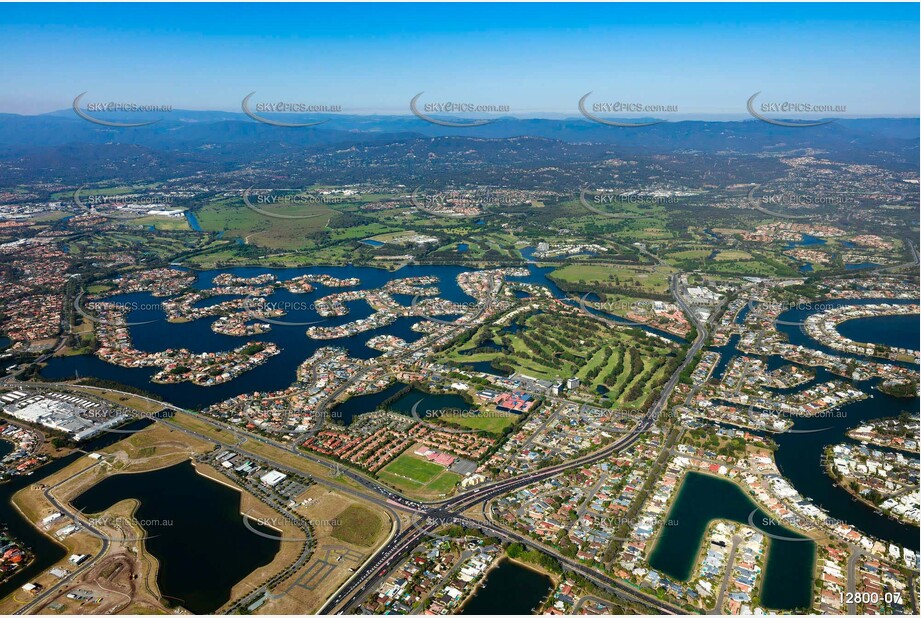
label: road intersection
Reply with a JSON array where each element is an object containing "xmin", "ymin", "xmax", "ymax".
[{"xmin": 7, "ymin": 267, "xmax": 715, "ymax": 615}]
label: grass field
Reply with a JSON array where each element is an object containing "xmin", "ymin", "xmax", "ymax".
[
  {"xmin": 377, "ymin": 452, "xmax": 461, "ymax": 497},
  {"xmin": 66, "ymin": 229, "xmax": 203, "ymax": 260},
  {"xmin": 559, "ymin": 195, "xmax": 666, "ymax": 221},
  {"xmin": 703, "ymin": 251, "xmax": 798, "ymax": 276},
  {"xmin": 659, "ymin": 240, "xmax": 798, "ymax": 277},
  {"xmin": 438, "ymin": 412, "xmax": 516, "ymax": 434},
  {"xmin": 381, "ymin": 454, "xmax": 444, "ymax": 484},
  {"xmin": 663, "ymin": 246, "xmax": 758, "ymax": 267},
  {"xmin": 666, "ymin": 249, "xmax": 712, "ymax": 260},
  {"xmin": 426, "ymin": 472, "xmax": 463, "ymax": 494},
  {"xmin": 129, "ymin": 215, "xmax": 191, "ymax": 231},
  {"xmin": 330, "ymin": 504, "xmax": 383, "ymax": 547},
  {"xmin": 618, "ymin": 226, "xmax": 675, "ymax": 241},
  {"xmin": 713, "ymin": 249, "xmax": 754, "ymax": 261},
  {"xmin": 31, "ymin": 211, "xmax": 73, "ymax": 222},
  {"xmin": 549, "ymin": 263, "xmax": 674, "ymax": 296},
  {"xmin": 195, "ymin": 195, "xmax": 336, "ymax": 249},
  {"xmin": 87, "ymin": 283, "xmax": 115, "ymax": 294}
]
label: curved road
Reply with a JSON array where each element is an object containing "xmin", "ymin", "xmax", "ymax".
[{"xmin": 9, "ymin": 268, "xmax": 714, "ymax": 615}]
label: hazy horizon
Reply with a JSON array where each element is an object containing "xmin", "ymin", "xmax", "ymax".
[{"xmin": 8, "ymin": 108, "xmax": 921, "ymax": 121}]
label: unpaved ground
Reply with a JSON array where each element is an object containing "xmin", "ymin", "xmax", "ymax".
[
  {"xmin": 251, "ymin": 484, "xmax": 394, "ymax": 614},
  {"xmin": 32, "ymin": 547, "xmax": 166, "ymax": 615}
]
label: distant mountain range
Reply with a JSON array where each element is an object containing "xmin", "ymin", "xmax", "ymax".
[
  {"xmin": 0, "ymin": 111, "xmax": 916, "ymax": 185},
  {"xmin": 1, "ymin": 110, "xmax": 916, "ymax": 151}
]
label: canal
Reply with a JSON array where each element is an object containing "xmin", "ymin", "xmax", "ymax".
[
  {"xmin": 648, "ymin": 471, "xmax": 815, "ymax": 611},
  {"xmin": 709, "ymin": 301, "xmax": 920, "ymax": 550},
  {"xmin": 772, "ymin": 303, "xmax": 920, "ymax": 550},
  {"xmin": 41, "ymin": 264, "xmax": 569, "ymax": 410},
  {"xmin": 458, "ymin": 558, "xmax": 552, "ymax": 614}
]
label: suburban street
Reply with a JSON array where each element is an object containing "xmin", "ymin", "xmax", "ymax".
[{"xmin": 9, "ymin": 269, "xmax": 714, "ymax": 616}]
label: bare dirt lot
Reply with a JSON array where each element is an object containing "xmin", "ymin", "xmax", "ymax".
[
  {"xmin": 251, "ymin": 484, "xmax": 393, "ymax": 614},
  {"xmin": 29, "ymin": 500, "xmax": 166, "ymax": 615}
]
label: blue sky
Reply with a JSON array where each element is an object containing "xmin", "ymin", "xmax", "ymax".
[{"xmin": 1, "ymin": 2, "xmax": 917, "ymax": 116}]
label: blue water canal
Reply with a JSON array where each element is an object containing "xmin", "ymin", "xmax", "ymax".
[
  {"xmin": 708, "ymin": 300, "xmax": 919, "ymax": 550},
  {"xmin": 42, "ymin": 264, "xmax": 684, "ymax": 407},
  {"xmin": 648, "ymin": 299, "xmax": 918, "ymax": 611},
  {"xmin": 648, "ymin": 471, "xmax": 815, "ymax": 611},
  {"xmin": 32, "ymin": 266, "xmax": 921, "ymax": 612}
]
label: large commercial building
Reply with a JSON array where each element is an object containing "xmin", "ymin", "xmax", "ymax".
[
  {"xmin": 259, "ymin": 470, "xmax": 288, "ymax": 487},
  {"xmin": 1, "ymin": 391, "xmax": 130, "ymax": 441}
]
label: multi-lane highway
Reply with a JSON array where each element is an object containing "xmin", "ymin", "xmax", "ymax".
[
  {"xmin": 8, "ymin": 269, "xmax": 714, "ymax": 616},
  {"xmin": 321, "ymin": 273, "xmax": 713, "ymax": 614}
]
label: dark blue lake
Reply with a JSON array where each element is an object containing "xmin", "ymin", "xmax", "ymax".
[
  {"xmin": 71, "ymin": 460, "xmax": 279, "ymax": 614},
  {"xmin": 649, "ymin": 471, "xmax": 814, "ymax": 611},
  {"xmin": 836, "ymin": 313, "xmax": 919, "ymax": 351},
  {"xmin": 42, "ymin": 264, "xmax": 566, "ymax": 410},
  {"xmin": 458, "ymin": 558, "xmax": 552, "ymax": 614},
  {"xmin": 786, "ymin": 234, "xmax": 825, "ymax": 248}
]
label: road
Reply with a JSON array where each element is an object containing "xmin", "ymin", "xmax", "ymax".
[
  {"xmin": 15, "ymin": 460, "xmax": 113, "ymax": 615},
  {"xmin": 709, "ymin": 534, "xmax": 742, "ymax": 614},
  {"xmin": 846, "ymin": 546, "xmax": 862, "ymax": 614},
  {"xmin": 2, "ymin": 379, "xmax": 412, "ymax": 615},
  {"xmin": 11, "ymin": 267, "xmax": 714, "ymax": 615},
  {"xmin": 458, "ymin": 514, "xmax": 684, "ymax": 615},
  {"xmin": 573, "ymin": 593, "xmax": 613, "ymax": 613},
  {"xmin": 322, "ymin": 270, "xmax": 713, "ymax": 614}
]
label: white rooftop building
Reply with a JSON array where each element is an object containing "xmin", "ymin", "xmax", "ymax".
[
  {"xmin": 3, "ymin": 395, "xmax": 130, "ymax": 441},
  {"xmin": 260, "ymin": 470, "xmax": 287, "ymax": 487}
]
